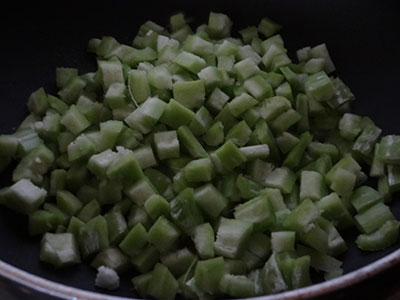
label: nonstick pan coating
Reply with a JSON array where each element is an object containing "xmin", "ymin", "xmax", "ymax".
[{"xmin": 0, "ymin": 0, "xmax": 400, "ymax": 299}]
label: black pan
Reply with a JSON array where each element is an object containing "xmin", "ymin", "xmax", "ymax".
[{"xmin": 1, "ymin": 0, "xmax": 400, "ymax": 299}]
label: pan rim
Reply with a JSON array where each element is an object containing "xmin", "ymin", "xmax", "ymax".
[{"xmin": 1, "ymin": 248, "xmax": 400, "ymax": 300}]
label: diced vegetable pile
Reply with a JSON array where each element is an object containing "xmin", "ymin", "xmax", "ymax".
[{"xmin": 1, "ymin": 11, "xmax": 399, "ymax": 299}]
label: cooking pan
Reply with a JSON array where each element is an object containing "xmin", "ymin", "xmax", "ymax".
[{"xmin": 1, "ymin": 0, "xmax": 400, "ymax": 299}]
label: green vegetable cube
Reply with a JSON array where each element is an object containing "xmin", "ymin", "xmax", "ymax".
[
  {"xmin": 203, "ymin": 121, "xmax": 225, "ymax": 147},
  {"xmin": 192, "ymin": 223, "xmax": 215, "ymax": 259},
  {"xmin": 132, "ymin": 272, "xmax": 152, "ymax": 298},
  {"xmin": 13, "ymin": 144, "xmax": 55, "ymax": 184},
  {"xmin": 125, "ymin": 97, "xmax": 167, "ymax": 134},
  {"xmin": 160, "ymin": 99, "xmax": 196, "ymax": 129},
  {"xmin": 338, "ymin": 113, "xmax": 363, "ymax": 141},
  {"xmin": 208, "ymin": 12, "xmax": 232, "ymax": 38},
  {"xmin": 214, "ymin": 217, "xmax": 253, "ymax": 258},
  {"xmin": 198, "ymin": 66, "xmax": 225, "ymax": 89},
  {"xmin": 226, "ymin": 121, "xmax": 252, "ymax": 147},
  {"xmin": 98, "ymin": 120, "xmax": 124, "ymax": 152},
  {"xmin": 154, "ymin": 131, "xmax": 180, "ymax": 160},
  {"xmin": 0, "ymin": 179, "xmax": 47, "ymax": 215},
  {"xmin": 40, "ymin": 233, "xmax": 81, "ymax": 268},
  {"xmin": 219, "ymin": 274, "xmax": 256, "ymax": 298},
  {"xmin": 67, "ymin": 135, "xmax": 96, "ymax": 162},
  {"xmin": 264, "ymin": 167, "xmax": 296, "ymax": 194},
  {"xmin": 148, "ymin": 263, "xmax": 179, "ymax": 300},
  {"xmin": 355, "ymin": 202, "xmax": 395, "ymax": 234},
  {"xmin": 356, "ymin": 220, "xmax": 399, "ymax": 251},
  {"xmin": 77, "ymin": 200, "xmax": 100, "ymax": 223},
  {"xmin": 119, "ymin": 223, "xmax": 148, "ymax": 257},
  {"xmin": 300, "ymin": 170, "xmax": 327, "ymax": 201},
  {"xmin": 387, "ymin": 165, "xmax": 400, "ymax": 193},
  {"xmin": 261, "ymin": 254, "xmax": 288, "ymax": 294},
  {"xmin": 173, "ymin": 80, "xmax": 205, "ymax": 109},
  {"xmin": 305, "ymin": 71, "xmax": 334, "ymax": 102},
  {"xmin": 183, "ymin": 158, "xmax": 214, "ymax": 182},
  {"xmin": 206, "ymin": 87, "xmax": 230, "ymax": 113},
  {"xmin": 254, "ymin": 120, "xmax": 281, "ymax": 162},
  {"xmin": 128, "ymin": 69, "xmax": 151, "ymax": 104},
  {"xmin": 290, "ymin": 255, "xmax": 312, "ymax": 289},
  {"xmin": 75, "ymin": 95, "xmax": 102, "ymax": 125},
  {"xmin": 132, "ymin": 145, "xmax": 157, "ymax": 169},
  {"xmin": 377, "ymin": 135, "xmax": 400, "ymax": 164},
  {"xmin": 236, "ymin": 174, "xmax": 262, "ymax": 200},
  {"xmin": 91, "ymin": 247, "xmax": 130, "ymax": 274},
  {"xmin": 0, "ymin": 134, "xmax": 18, "ymax": 157},
  {"xmin": 160, "ymin": 247, "xmax": 196, "ymax": 277},
  {"xmin": 177, "ymin": 125, "xmax": 208, "ymax": 158},
  {"xmin": 215, "ymin": 141, "xmax": 247, "ymax": 171},
  {"xmin": 58, "ymin": 77, "xmax": 86, "ymax": 104},
  {"xmin": 43, "ymin": 203, "xmax": 69, "ymax": 227},
  {"xmin": 105, "ymin": 211, "xmax": 128, "ymax": 245},
  {"xmin": 189, "ymin": 106, "xmax": 213, "ymax": 136},
  {"xmin": 271, "ymin": 231, "xmax": 295, "ymax": 253},
  {"xmin": 271, "ymin": 109, "xmax": 302, "ymax": 134},
  {"xmin": 259, "ymin": 96, "xmax": 291, "ymax": 122},
  {"xmin": 217, "ymin": 54, "xmax": 235, "ymax": 73},
  {"xmin": 239, "ymin": 26, "xmax": 259, "ymax": 44},
  {"xmin": 131, "ymin": 245, "xmax": 159, "ymax": 273},
  {"xmin": 352, "ymin": 123, "xmax": 382, "ymax": 158},
  {"xmin": 56, "ymin": 190, "xmax": 83, "ymax": 216},
  {"xmin": 318, "ymin": 193, "xmax": 353, "ymax": 230},
  {"xmin": 351, "ymin": 186, "xmax": 383, "ymax": 213},
  {"xmin": 215, "ymin": 104, "xmax": 238, "ymax": 132},
  {"xmin": 244, "ymin": 75, "xmax": 273, "ymax": 100},
  {"xmin": 262, "ymin": 44, "xmax": 286, "ymax": 70},
  {"xmin": 98, "ymin": 60, "xmax": 124, "ymax": 90},
  {"xmin": 194, "ymin": 257, "xmax": 225, "ymax": 295},
  {"xmin": 284, "ymin": 199, "xmax": 320, "ymax": 233},
  {"xmin": 124, "ymin": 177, "xmax": 158, "ymax": 206},
  {"xmin": 194, "ymin": 184, "xmax": 228, "ymax": 220},
  {"xmin": 170, "ymin": 188, "xmax": 204, "ymax": 235},
  {"xmin": 148, "ymin": 216, "xmax": 181, "ymax": 253},
  {"xmin": 104, "ymin": 82, "xmax": 127, "ymax": 109},
  {"xmin": 330, "ymin": 168, "xmax": 356, "ymax": 198},
  {"xmin": 87, "ymin": 150, "xmax": 118, "ymax": 178},
  {"xmin": 106, "ymin": 148, "xmax": 144, "ymax": 184},
  {"xmin": 234, "ymin": 194, "xmax": 275, "ymax": 231},
  {"xmin": 325, "ymin": 154, "xmax": 361, "ymax": 185},
  {"xmin": 242, "ymin": 233, "xmax": 271, "ymax": 270},
  {"xmin": 27, "ymin": 87, "xmax": 49, "ymax": 116},
  {"xmin": 263, "ymin": 188, "xmax": 287, "ymax": 212},
  {"xmin": 228, "ymin": 93, "xmax": 258, "ymax": 117},
  {"xmin": 182, "ymin": 34, "xmax": 214, "ymax": 56},
  {"xmin": 234, "ymin": 58, "xmax": 260, "ymax": 81},
  {"xmin": 98, "ymin": 179, "xmax": 123, "ymax": 205},
  {"xmin": 258, "ymin": 17, "xmax": 282, "ymax": 38},
  {"xmin": 29, "ymin": 210, "xmax": 58, "ymax": 236},
  {"xmin": 79, "ymin": 215, "xmax": 109, "ymax": 258},
  {"xmin": 144, "ymin": 194, "xmax": 170, "ymax": 220},
  {"xmin": 173, "ymin": 51, "xmax": 206, "ymax": 74},
  {"xmin": 60, "ymin": 105, "xmax": 91, "ymax": 135},
  {"xmin": 276, "ymin": 132, "xmax": 299, "ymax": 154},
  {"xmin": 144, "ymin": 168, "xmax": 171, "ymax": 195},
  {"xmin": 148, "ymin": 65, "xmax": 172, "ymax": 90},
  {"xmin": 67, "ymin": 216, "xmax": 85, "ymax": 237},
  {"xmin": 56, "ymin": 68, "xmax": 78, "ymax": 89}
]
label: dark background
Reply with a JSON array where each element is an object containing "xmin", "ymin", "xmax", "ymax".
[{"xmin": 0, "ymin": 0, "xmax": 400, "ymax": 299}]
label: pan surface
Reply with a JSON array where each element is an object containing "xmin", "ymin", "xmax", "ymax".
[{"xmin": 1, "ymin": 0, "xmax": 400, "ymax": 299}]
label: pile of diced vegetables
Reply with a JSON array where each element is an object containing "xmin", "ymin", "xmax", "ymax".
[{"xmin": 0, "ymin": 11, "xmax": 399, "ymax": 299}]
